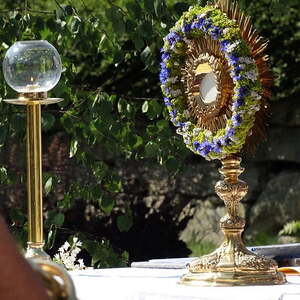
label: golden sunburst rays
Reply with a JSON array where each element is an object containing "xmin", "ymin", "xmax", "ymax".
[
  {"xmin": 216, "ymin": 0, "xmax": 272, "ymax": 152},
  {"xmin": 182, "ymin": 37, "xmax": 234, "ymax": 133}
]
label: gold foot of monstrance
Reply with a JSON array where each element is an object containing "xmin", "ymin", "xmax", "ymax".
[
  {"xmin": 160, "ymin": 0, "xmax": 286, "ymax": 286},
  {"xmin": 181, "ymin": 155, "xmax": 285, "ymax": 286}
]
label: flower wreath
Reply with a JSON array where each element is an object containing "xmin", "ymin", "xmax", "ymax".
[{"xmin": 160, "ymin": 4, "xmax": 264, "ymax": 161}]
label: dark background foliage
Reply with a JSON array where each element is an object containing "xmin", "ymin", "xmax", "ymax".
[{"xmin": 0, "ymin": 0, "xmax": 299, "ymax": 266}]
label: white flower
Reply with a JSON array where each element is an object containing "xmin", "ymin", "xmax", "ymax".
[
  {"xmin": 184, "ymin": 110, "xmax": 190, "ymax": 118},
  {"xmin": 193, "ymin": 128, "xmax": 201, "ymax": 136},
  {"xmin": 226, "ymin": 41, "xmax": 240, "ymax": 53},
  {"xmin": 251, "ymin": 91, "xmax": 262, "ymax": 100},
  {"xmin": 62, "ymin": 241, "xmax": 70, "ymax": 251},
  {"xmin": 205, "ymin": 130, "xmax": 212, "ymax": 137},
  {"xmin": 167, "ymin": 77, "xmax": 178, "ymax": 84},
  {"xmin": 244, "ymin": 70, "xmax": 258, "ymax": 81},
  {"xmin": 223, "ymin": 28, "xmax": 230, "ymax": 35},
  {"xmin": 239, "ymin": 57, "xmax": 255, "ymax": 64},
  {"xmin": 54, "ymin": 237, "xmax": 86, "ymax": 271},
  {"xmin": 183, "ymin": 38, "xmax": 192, "ymax": 45}
]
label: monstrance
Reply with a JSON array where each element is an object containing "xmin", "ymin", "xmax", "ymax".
[{"xmin": 160, "ymin": 0, "xmax": 286, "ymax": 286}]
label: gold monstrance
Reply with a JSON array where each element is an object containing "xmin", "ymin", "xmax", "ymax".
[{"xmin": 160, "ymin": 0, "xmax": 286, "ymax": 286}]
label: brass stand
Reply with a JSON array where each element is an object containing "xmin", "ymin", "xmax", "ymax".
[
  {"xmin": 4, "ymin": 93, "xmax": 62, "ymax": 259},
  {"xmin": 180, "ymin": 156, "xmax": 286, "ymax": 286}
]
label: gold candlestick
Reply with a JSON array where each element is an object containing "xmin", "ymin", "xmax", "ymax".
[
  {"xmin": 180, "ymin": 156, "xmax": 286, "ymax": 286},
  {"xmin": 5, "ymin": 93, "xmax": 62, "ymax": 259}
]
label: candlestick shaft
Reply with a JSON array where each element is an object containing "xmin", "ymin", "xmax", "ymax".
[{"xmin": 26, "ymin": 102, "xmax": 46, "ymax": 257}]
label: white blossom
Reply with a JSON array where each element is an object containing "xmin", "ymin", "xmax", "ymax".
[
  {"xmin": 167, "ymin": 77, "xmax": 178, "ymax": 84},
  {"xmin": 193, "ymin": 128, "xmax": 201, "ymax": 136},
  {"xmin": 239, "ymin": 57, "xmax": 255, "ymax": 64},
  {"xmin": 226, "ymin": 41, "xmax": 241, "ymax": 53},
  {"xmin": 244, "ymin": 70, "xmax": 258, "ymax": 81},
  {"xmin": 251, "ymin": 91, "xmax": 262, "ymax": 100},
  {"xmin": 54, "ymin": 237, "xmax": 86, "ymax": 271}
]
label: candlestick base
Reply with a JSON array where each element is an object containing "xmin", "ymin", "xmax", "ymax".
[{"xmin": 25, "ymin": 242, "xmax": 50, "ymax": 260}]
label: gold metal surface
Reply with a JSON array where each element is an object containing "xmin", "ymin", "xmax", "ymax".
[
  {"xmin": 4, "ymin": 98, "xmax": 63, "ymax": 106},
  {"xmin": 180, "ymin": 156, "xmax": 286, "ymax": 286},
  {"xmin": 29, "ymin": 258, "xmax": 77, "ymax": 300},
  {"xmin": 25, "ymin": 101, "xmax": 49, "ymax": 259}
]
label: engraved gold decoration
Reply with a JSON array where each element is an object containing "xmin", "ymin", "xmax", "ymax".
[
  {"xmin": 183, "ymin": 37, "xmax": 233, "ymax": 133},
  {"xmin": 180, "ymin": 156, "xmax": 286, "ymax": 286},
  {"xmin": 176, "ymin": 0, "xmax": 286, "ymax": 286}
]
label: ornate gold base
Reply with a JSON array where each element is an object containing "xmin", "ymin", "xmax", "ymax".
[
  {"xmin": 180, "ymin": 156, "xmax": 286, "ymax": 286},
  {"xmin": 180, "ymin": 243, "xmax": 286, "ymax": 286},
  {"xmin": 25, "ymin": 242, "xmax": 50, "ymax": 260}
]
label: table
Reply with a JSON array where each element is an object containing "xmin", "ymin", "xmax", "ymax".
[{"xmin": 70, "ymin": 268, "xmax": 300, "ymax": 300}]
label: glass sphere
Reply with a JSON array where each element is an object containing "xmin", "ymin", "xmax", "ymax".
[{"xmin": 3, "ymin": 40, "xmax": 62, "ymax": 93}]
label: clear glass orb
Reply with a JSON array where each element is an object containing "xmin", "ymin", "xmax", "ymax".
[{"xmin": 3, "ymin": 40, "xmax": 62, "ymax": 93}]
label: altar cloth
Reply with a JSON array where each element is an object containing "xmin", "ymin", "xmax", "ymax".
[{"xmin": 69, "ymin": 267, "xmax": 300, "ymax": 300}]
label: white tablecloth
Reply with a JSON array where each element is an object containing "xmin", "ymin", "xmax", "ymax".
[{"xmin": 69, "ymin": 268, "xmax": 300, "ymax": 300}]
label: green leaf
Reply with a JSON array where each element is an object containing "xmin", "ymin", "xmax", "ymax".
[
  {"xmin": 146, "ymin": 101, "xmax": 162, "ymax": 119},
  {"xmin": 166, "ymin": 156, "xmax": 178, "ymax": 172},
  {"xmin": 45, "ymin": 225, "xmax": 57, "ymax": 250},
  {"xmin": 42, "ymin": 113, "xmax": 55, "ymax": 131},
  {"xmin": 144, "ymin": 0, "xmax": 154, "ymax": 14},
  {"xmin": 99, "ymin": 195, "xmax": 115, "ymax": 214},
  {"xmin": 70, "ymin": 140, "xmax": 78, "ymax": 158},
  {"xmin": 44, "ymin": 176, "xmax": 53, "ymax": 196},
  {"xmin": 126, "ymin": 2, "xmax": 141, "ymax": 19},
  {"xmin": 145, "ymin": 141, "xmax": 159, "ymax": 157},
  {"xmin": 9, "ymin": 208, "xmax": 25, "ymax": 225},
  {"xmin": 45, "ymin": 211, "xmax": 65, "ymax": 227},
  {"xmin": 173, "ymin": 2, "xmax": 190, "ymax": 15},
  {"xmin": 154, "ymin": 0, "xmax": 165, "ymax": 18},
  {"xmin": 106, "ymin": 8, "xmax": 125, "ymax": 36},
  {"xmin": 142, "ymin": 101, "xmax": 149, "ymax": 113},
  {"xmin": 117, "ymin": 211, "xmax": 133, "ymax": 232}
]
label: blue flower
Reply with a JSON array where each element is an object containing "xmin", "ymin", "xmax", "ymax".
[
  {"xmin": 163, "ymin": 87, "xmax": 170, "ymax": 95},
  {"xmin": 170, "ymin": 109, "xmax": 177, "ymax": 119},
  {"xmin": 159, "ymin": 63, "xmax": 170, "ymax": 84},
  {"xmin": 226, "ymin": 128, "xmax": 235, "ymax": 137},
  {"xmin": 233, "ymin": 97, "xmax": 244, "ymax": 108},
  {"xmin": 202, "ymin": 21, "xmax": 212, "ymax": 33},
  {"xmin": 200, "ymin": 142, "xmax": 213, "ymax": 156},
  {"xmin": 238, "ymin": 86, "xmax": 249, "ymax": 97},
  {"xmin": 220, "ymin": 40, "xmax": 231, "ymax": 52},
  {"xmin": 176, "ymin": 122, "xmax": 186, "ymax": 128},
  {"xmin": 191, "ymin": 17, "xmax": 206, "ymax": 30},
  {"xmin": 210, "ymin": 26, "xmax": 222, "ymax": 40},
  {"xmin": 164, "ymin": 97, "xmax": 172, "ymax": 106},
  {"xmin": 167, "ymin": 31, "xmax": 182, "ymax": 48},
  {"xmin": 228, "ymin": 54, "xmax": 239, "ymax": 65},
  {"xmin": 232, "ymin": 114, "xmax": 242, "ymax": 126},
  {"xmin": 193, "ymin": 141, "xmax": 213, "ymax": 156},
  {"xmin": 182, "ymin": 23, "xmax": 192, "ymax": 34},
  {"xmin": 161, "ymin": 50, "xmax": 170, "ymax": 62},
  {"xmin": 193, "ymin": 141, "xmax": 201, "ymax": 151},
  {"xmin": 212, "ymin": 143, "xmax": 222, "ymax": 153}
]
